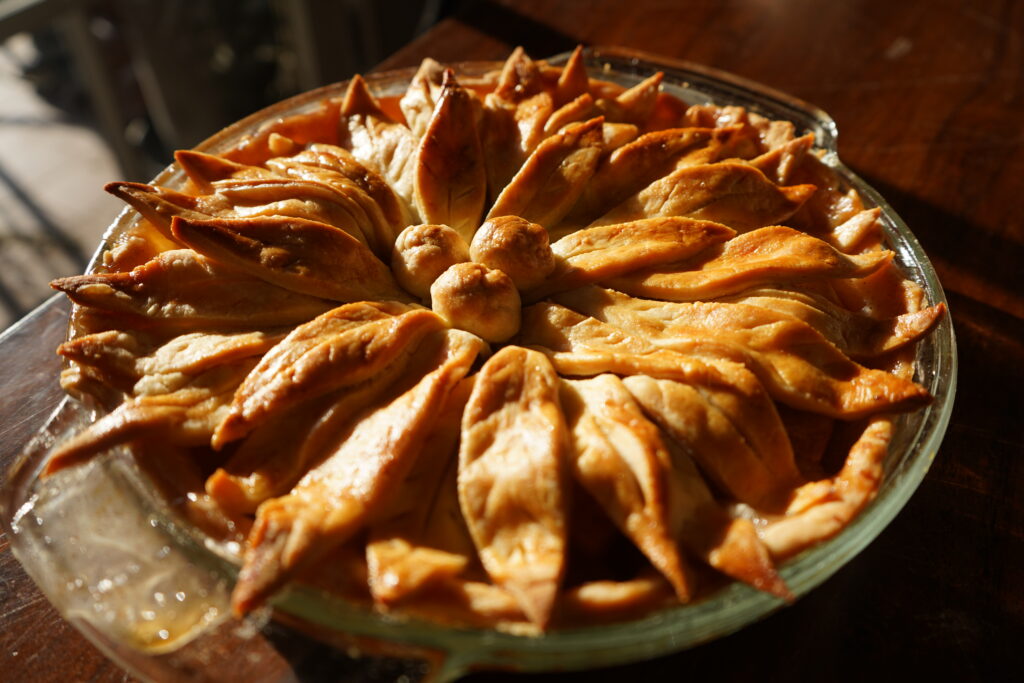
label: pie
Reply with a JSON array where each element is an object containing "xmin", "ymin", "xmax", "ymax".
[{"xmin": 45, "ymin": 47, "xmax": 944, "ymax": 634}]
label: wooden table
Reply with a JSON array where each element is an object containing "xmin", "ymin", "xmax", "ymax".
[{"xmin": 2, "ymin": 0, "xmax": 1021, "ymax": 680}]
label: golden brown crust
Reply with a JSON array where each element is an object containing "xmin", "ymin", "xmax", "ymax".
[
  {"xmin": 47, "ymin": 48, "xmax": 944, "ymax": 631},
  {"xmin": 469, "ymin": 216, "xmax": 555, "ymax": 291},
  {"xmin": 391, "ymin": 223, "xmax": 471, "ymax": 299},
  {"xmin": 458, "ymin": 347, "xmax": 569, "ymax": 628},
  {"xmin": 430, "ymin": 262, "xmax": 522, "ymax": 343}
]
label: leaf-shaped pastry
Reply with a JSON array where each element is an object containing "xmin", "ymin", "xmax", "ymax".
[
  {"xmin": 58, "ymin": 328, "xmax": 286, "ymax": 395},
  {"xmin": 174, "ymin": 150, "xmax": 278, "ymax": 193},
  {"xmin": 50, "ymin": 249, "xmax": 334, "ymax": 330},
  {"xmin": 341, "ymin": 74, "xmax": 419, "ymax": 211},
  {"xmin": 527, "ymin": 217, "xmax": 734, "ymax": 299},
  {"xmin": 44, "ymin": 358, "xmax": 257, "ymax": 475},
  {"xmin": 558, "ymin": 286, "xmax": 931, "ymax": 419},
  {"xmin": 522, "ymin": 303, "xmax": 795, "ymax": 505},
  {"xmin": 169, "ymin": 215, "xmax": 410, "ymax": 303},
  {"xmin": 607, "ymin": 225, "xmax": 893, "ymax": 301},
  {"xmin": 560, "ymin": 375, "xmax": 694, "ymax": 600},
  {"xmin": 718, "ymin": 286, "xmax": 946, "ymax": 360},
  {"xmin": 459, "ymin": 346, "xmax": 569, "ymax": 628},
  {"xmin": 748, "ymin": 133, "xmax": 814, "ymax": 184},
  {"xmin": 592, "ymin": 161, "xmax": 816, "ymax": 231},
  {"xmin": 762, "ymin": 417, "xmax": 892, "ymax": 559},
  {"xmin": 400, "ymin": 57, "xmax": 447, "ymax": 139},
  {"xmin": 481, "ymin": 48, "xmax": 555, "ymax": 201},
  {"xmin": 620, "ymin": 374, "xmax": 784, "ymax": 507},
  {"xmin": 413, "ymin": 70, "xmax": 487, "ymax": 241},
  {"xmin": 487, "ymin": 116, "xmax": 604, "ymax": 228},
  {"xmin": 267, "ymin": 142, "xmax": 411, "ymax": 240},
  {"xmin": 255, "ymin": 161, "xmax": 394, "ymax": 255},
  {"xmin": 595, "ymin": 72, "xmax": 663, "ymax": 127},
  {"xmin": 554, "ymin": 45, "xmax": 590, "ymax": 105},
  {"xmin": 831, "ymin": 207, "xmax": 884, "ymax": 252},
  {"xmin": 206, "ymin": 331, "xmax": 428, "ymax": 514},
  {"xmin": 105, "ymin": 181, "xmax": 209, "ymax": 243},
  {"xmin": 653, "ymin": 435, "xmax": 790, "ymax": 598},
  {"xmin": 214, "ymin": 303, "xmax": 438, "ymax": 446},
  {"xmin": 209, "ymin": 177, "xmax": 383, "ymax": 254},
  {"xmin": 366, "ymin": 376, "xmax": 478, "ymax": 605},
  {"xmin": 523, "ymin": 301, "xmax": 802, "ymax": 491},
  {"xmin": 231, "ymin": 329, "xmax": 483, "ymax": 614},
  {"xmin": 108, "ymin": 177, "xmax": 383, "ymax": 255},
  {"xmin": 567, "ymin": 127, "xmax": 732, "ymax": 224},
  {"xmin": 543, "ymin": 93, "xmax": 596, "ymax": 136}
]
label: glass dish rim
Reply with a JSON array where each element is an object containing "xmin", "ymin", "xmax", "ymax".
[{"xmin": 0, "ymin": 45, "xmax": 957, "ymax": 678}]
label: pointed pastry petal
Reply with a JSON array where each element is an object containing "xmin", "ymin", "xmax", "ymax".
[
  {"xmin": 413, "ymin": 70, "xmax": 487, "ymax": 241},
  {"xmin": 567, "ymin": 127, "xmax": 726, "ymax": 223},
  {"xmin": 487, "ymin": 116, "xmax": 604, "ymax": 227},
  {"xmin": 367, "ymin": 376, "xmax": 477, "ymax": 605},
  {"xmin": 50, "ymin": 249, "xmax": 334, "ymax": 330},
  {"xmin": 58, "ymin": 328, "xmax": 285, "ymax": 395},
  {"xmin": 555, "ymin": 45, "xmax": 590, "ymax": 105},
  {"xmin": 57, "ymin": 329, "xmax": 154, "ymax": 394},
  {"xmin": 267, "ymin": 142, "xmax": 411, "ymax": 241},
  {"xmin": 214, "ymin": 304, "xmax": 438, "ymax": 446},
  {"xmin": 621, "ymin": 374, "xmax": 784, "ymax": 507},
  {"xmin": 221, "ymin": 99, "xmax": 342, "ymax": 167},
  {"xmin": 831, "ymin": 207, "xmax": 883, "ymax": 252},
  {"xmin": 208, "ymin": 177, "xmax": 380, "ymax": 254},
  {"xmin": 459, "ymin": 346, "xmax": 569, "ymax": 628},
  {"xmin": 719, "ymin": 287, "xmax": 947, "ymax": 360},
  {"xmin": 528, "ymin": 217, "xmax": 734, "ymax": 298},
  {"xmin": 522, "ymin": 303, "xmax": 795, "ymax": 506},
  {"xmin": 105, "ymin": 181, "xmax": 208, "ymax": 243},
  {"xmin": 482, "ymin": 48, "xmax": 555, "ymax": 200},
  {"xmin": 524, "ymin": 300, "xmax": 802, "ymax": 492},
  {"xmin": 231, "ymin": 329, "xmax": 483, "ymax": 615},
  {"xmin": 592, "ymin": 161, "xmax": 816, "ymax": 231},
  {"xmin": 262, "ymin": 156, "xmax": 396, "ymax": 254},
  {"xmin": 543, "ymin": 93, "xmax": 596, "ymax": 136},
  {"xmin": 748, "ymin": 133, "xmax": 814, "ymax": 184},
  {"xmin": 596, "ymin": 72, "xmax": 663, "ymax": 126},
  {"xmin": 558, "ymin": 286, "xmax": 932, "ymax": 419},
  {"xmin": 654, "ymin": 431, "xmax": 789, "ymax": 598},
  {"xmin": 561, "ymin": 376, "xmax": 694, "ymax": 600},
  {"xmin": 494, "ymin": 46, "xmax": 545, "ymax": 100},
  {"xmin": 174, "ymin": 150, "xmax": 276, "ymax": 193},
  {"xmin": 601, "ymin": 122, "xmax": 640, "ymax": 151},
  {"xmin": 342, "ymin": 74, "xmax": 419, "ymax": 211},
  {"xmin": 763, "ymin": 417, "xmax": 892, "ymax": 559},
  {"xmin": 170, "ymin": 215, "xmax": 409, "ymax": 303},
  {"xmin": 520, "ymin": 301, "xmax": 735, "ymax": 383},
  {"xmin": 607, "ymin": 225, "xmax": 894, "ymax": 301},
  {"xmin": 44, "ymin": 358, "xmax": 256, "ymax": 475},
  {"xmin": 400, "ymin": 57, "xmax": 447, "ymax": 138},
  {"xmin": 703, "ymin": 517, "xmax": 791, "ymax": 599},
  {"xmin": 208, "ymin": 327, "xmax": 442, "ymax": 514}
]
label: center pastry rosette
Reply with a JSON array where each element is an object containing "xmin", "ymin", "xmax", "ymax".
[{"xmin": 45, "ymin": 47, "xmax": 944, "ymax": 634}]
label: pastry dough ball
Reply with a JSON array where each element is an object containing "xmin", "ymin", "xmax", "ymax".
[
  {"xmin": 469, "ymin": 216, "xmax": 555, "ymax": 291},
  {"xmin": 430, "ymin": 262, "xmax": 521, "ymax": 342},
  {"xmin": 391, "ymin": 223, "xmax": 470, "ymax": 299}
]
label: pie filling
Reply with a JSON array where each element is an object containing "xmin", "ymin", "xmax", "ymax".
[{"xmin": 46, "ymin": 47, "xmax": 944, "ymax": 634}]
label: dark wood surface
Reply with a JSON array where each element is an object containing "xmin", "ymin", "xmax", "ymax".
[{"xmin": 2, "ymin": 0, "xmax": 1021, "ymax": 680}]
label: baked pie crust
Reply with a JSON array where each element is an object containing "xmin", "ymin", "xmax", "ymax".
[{"xmin": 45, "ymin": 47, "xmax": 944, "ymax": 634}]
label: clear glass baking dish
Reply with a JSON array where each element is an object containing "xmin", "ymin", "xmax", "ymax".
[{"xmin": 0, "ymin": 46, "xmax": 957, "ymax": 682}]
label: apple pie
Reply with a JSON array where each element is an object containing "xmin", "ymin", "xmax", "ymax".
[{"xmin": 45, "ymin": 47, "xmax": 944, "ymax": 634}]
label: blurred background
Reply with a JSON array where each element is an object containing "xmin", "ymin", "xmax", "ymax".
[{"xmin": 0, "ymin": 0, "xmax": 467, "ymax": 330}]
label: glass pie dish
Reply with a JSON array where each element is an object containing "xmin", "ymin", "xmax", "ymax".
[{"xmin": 0, "ymin": 46, "xmax": 956, "ymax": 682}]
